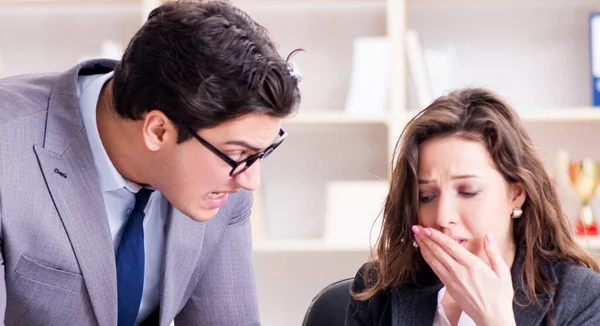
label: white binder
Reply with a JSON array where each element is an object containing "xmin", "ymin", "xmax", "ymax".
[{"xmin": 591, "ymin": 13, "xmax": 600, "ymax": 106}]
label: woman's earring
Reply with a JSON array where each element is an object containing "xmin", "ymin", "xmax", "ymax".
[
  {"xmin": 511, "ymin": 208, "xmax": 523, "ymax": 219},
  {"xmin": 412, "ymin": 240, "xmax": 419, "ymax": 248}
]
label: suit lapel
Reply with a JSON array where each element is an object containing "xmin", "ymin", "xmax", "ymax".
[
  {"xmin": 512, "ymin": 288, "xmax": 553, "ymax": 326},
  {"xmin": 159, "ymin": 208, "xmax": 206, "ymax": 326},
  {"xmin": 392, "ymin": 283, "xmax": 441, "ymax": 326},
  {"xmin": 34, "ymin": 139, "xmax": 117, "ymax": 326},
  {"xmin": 510, "ymin": 248, "xmax": 557, "ymax": 326},
  {"xmin": 33, "ymin": 59, "xmax": 119, "ymax": 326},
  {"xmin": 390, "ymin": 263, "xmax": 442, "ymax": 326}
]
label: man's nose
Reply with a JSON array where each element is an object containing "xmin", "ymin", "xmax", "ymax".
[{"xmin": 234, "ymin": 161, "xmax": 261, "ymax": 191}]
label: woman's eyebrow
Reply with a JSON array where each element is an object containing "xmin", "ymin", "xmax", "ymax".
[{"xmin": 418, "ymin": 174, "xmax": 479, "ymax": 184}]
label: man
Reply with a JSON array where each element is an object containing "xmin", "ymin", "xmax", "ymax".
[{"xmin": 0, "ymin": 1, "xmax": 301, "ymax": 325}]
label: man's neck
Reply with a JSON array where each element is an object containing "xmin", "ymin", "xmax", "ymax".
[{"xmin": 96, "ymin": 80, "xmax": 146, "ymax": 186}]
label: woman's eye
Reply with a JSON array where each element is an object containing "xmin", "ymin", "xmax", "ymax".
[
  {"xmin": 419, "ymin": 193, "xmax": 435, "ymax": 203},
  {"xmin": 460, "ymin": 190, "xmax": 479, "ymax": 198}
]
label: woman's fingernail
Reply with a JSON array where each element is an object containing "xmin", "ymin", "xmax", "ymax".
[
  {"xmin": 411, "ymin": 225, "xmax": 420, "ymax": 234},
  {"xmin": 424, "ymin": 228, "xmax": 432, "ymax": 237},
  {"xmin": 485, "ymin": 233, "xmax": 494, "ymax": 244}
]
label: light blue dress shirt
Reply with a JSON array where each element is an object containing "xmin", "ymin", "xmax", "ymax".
[{"xmin": 78, "ymin": 71, "xmax": 167, "ymax": 325}]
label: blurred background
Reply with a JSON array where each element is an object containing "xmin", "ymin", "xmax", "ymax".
[{"xmin": 2, "ymin": 0, "xmax": 600, "ymax": 325}]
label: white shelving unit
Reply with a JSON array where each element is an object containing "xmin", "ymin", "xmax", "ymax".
[
  {"xmin": 236, "ymin": 2, "xmax": 402, "ymax": 323},
  {"xmin": 403, "ymin": 0, "xmax": 600, "ymax": 240},
  {"xmin": 235, "ymin": 0, "xmax": 402, "ymax": 244},
  {"xmin": 0, "ymin": 1, "xmax": 399, "ymax": 325},
  {"xmin": 3, "ymin": 0, "xmax": 600, "ymax": 325},
  {"xmin": 249, "ymin": 0, "xmax": 600, "ymax": 324}
]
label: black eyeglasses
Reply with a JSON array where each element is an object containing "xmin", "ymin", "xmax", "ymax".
[{"xmin": 189, "ymin": 128, "xmax": 287, "ymax": 177}]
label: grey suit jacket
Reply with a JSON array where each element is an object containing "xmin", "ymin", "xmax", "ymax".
[
  {"xmin": 346, "ymin": 246, "xmax": 600, "ymax": 325},
  {"xmin": 0, "ymin": 59, "xmax": 260, "ymax": 326}
]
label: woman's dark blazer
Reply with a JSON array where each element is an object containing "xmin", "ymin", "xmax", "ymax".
[{"xmin": 346, "ymin": 247, "xmax": 600, "ymax": 326}]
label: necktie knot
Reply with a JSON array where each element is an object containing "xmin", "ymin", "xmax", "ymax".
[{"xmin": 132, "ymin": 188, "xmax": 153, "ymax": 216}]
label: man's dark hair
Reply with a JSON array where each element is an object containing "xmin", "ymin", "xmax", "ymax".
[{"xmin": 112, "ymin": 0, "xmax": 302, "ymax": 142}]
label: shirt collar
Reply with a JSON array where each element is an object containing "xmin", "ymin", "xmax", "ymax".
[{"xmin": 78, "ymin": 71, "xmax": 142, "ymax": 193}]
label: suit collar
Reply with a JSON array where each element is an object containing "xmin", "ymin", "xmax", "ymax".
[
  {"xmin": 392, "ymin": 280, "xmax": 441, "ymax": 326},
  {"xmin": 510, "ymin": 246, "xmax": 557, "ymax": 326},
  {"xmin": 34, "ymin": 59, "xmax": 120, "ymax": 326},
  {"xmin": 391, "ymin": 246, "xmax": 558, "ymax": 326},
  {"xmin": 43, "ymin": 59, "xmax": 117, "ymax": 155}
]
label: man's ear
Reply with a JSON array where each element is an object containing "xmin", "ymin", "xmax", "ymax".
[
  {"xmin": 141, "ymin": 110, "xmax": 176, "ymax": 152},
  {"xmin": 510, "ymin": 182, "xmax": 526, "ymax": 209}
]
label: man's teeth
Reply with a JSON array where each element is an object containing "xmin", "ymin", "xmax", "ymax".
[{"xmin": 208, "ymin": 192, "xmax": 222, "ymax": 199}]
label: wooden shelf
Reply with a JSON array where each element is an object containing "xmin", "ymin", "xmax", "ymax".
[
  {"xmin": 253, "ymin": 236, "xmax": 600, "ymax": 253},
  {"xmin": 0, "ymin": 0, "xmax": 141, "ymax": 9},
  {"xmin": 410, "ymin": 0, "xmax": 579, "ymax": 3},
  {"xmin": 517, "ymin": 108, "xmax": 600, "ymax": 122},
  {"xmin": 284, "ymin": 112, "xmax": 389, "ymax": 125},
  {"xmin": 0, "ymin": 0, "xmax": 138, "ymax": 3},
  {"xmin": 253, "ymin": 239, "xmax": 372, "ymax": 253},
  {"xmin": 575, "ymin": 236, "xmax": 600, "ymax": 250},
  {"xmin": 0, "ymin": 0, "xmax": 137, "ymax": 2},
  {"xmin": 234, "ymin": 0, "xmax": 386, "ymax": 9},
  {"xmin": 408, "ymin": 107, "xmax": 600, "ymax": 123}
]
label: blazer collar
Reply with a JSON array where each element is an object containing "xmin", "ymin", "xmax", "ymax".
[
  {"xmin": 392, "ymin": 246, "xmax": 558, "ymax": 326},
  {"xmin": 43, "ymin": 59, "xmax": 116, "ymax": 155},
  {"xmin": 510, "ymin": 246, "xmax": 558, "ymax": 326},
  {"xmin": 34, "ymin": 59, "xmax": 120, "ymax": 326}
]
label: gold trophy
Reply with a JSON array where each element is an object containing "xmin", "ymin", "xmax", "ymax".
[{"xmin": 557, "ymin": 150, "xmax": 600, "ymax": 236}]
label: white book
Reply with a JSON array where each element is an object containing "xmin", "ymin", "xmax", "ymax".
[
  {"xmin": 324, "ymin": 180, "xmax": 388, "ymax": 248},
  {"xmin": 424, "ymin": 45, "xmax": 461, "ymax": 99},
  {"xmin": 344, "ymin": 36, "xmax": 389, "ymax": 116},
  {"xmin": 591, "ymin": 13, "xmax": 600, "ymax": 106},
  {"xmin": 405, "ymin": 29, "xmax": 433, "ymax": 110}
]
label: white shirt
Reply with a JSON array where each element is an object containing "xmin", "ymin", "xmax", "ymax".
[
  {"xmin": 432, "ymin": 287, "xmax": 476, "ymax": 326},
  {"xmin": 78, "ymin": 71, "xmax": 167, "ymax": 325}
]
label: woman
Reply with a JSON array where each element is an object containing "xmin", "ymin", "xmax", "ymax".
[{"xmin": 346, "ymin": 88, "xmax": 600, "ymax": 326}]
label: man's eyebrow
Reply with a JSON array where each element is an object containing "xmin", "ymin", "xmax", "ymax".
[{"xmin": 224, "ymin": 140, "xmax": 262, "ymax": 152}]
